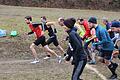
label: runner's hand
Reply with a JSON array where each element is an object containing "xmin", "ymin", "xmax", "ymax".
[{"xmin": 92, "ymin": 42, "xmax": 98, "ymax": 46}]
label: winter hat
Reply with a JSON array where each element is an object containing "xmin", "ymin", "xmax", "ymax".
[
  {"xmin": 63, "ymin": 18, "xmax": 76, "ymax": 28},
  {"xmin": 88, "ymin": 17, "xmax": 97, "ymax": 24}
]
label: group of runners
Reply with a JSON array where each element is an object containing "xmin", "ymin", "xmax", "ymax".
[{"xmin": 24, "ymin": 16, "xmax": 120, "ymax": 80}]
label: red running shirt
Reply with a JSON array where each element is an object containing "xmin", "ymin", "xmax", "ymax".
[
  {"xmin": 29, "ymin": 23, "xmax": 43, "ymax": 38},
  {"xmin": 82, "ymin": 20, "xmax": 91, "ymax": 39}
]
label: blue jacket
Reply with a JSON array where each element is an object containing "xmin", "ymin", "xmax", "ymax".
[{"xmin": 95, "ymin": 25, "xmax": 114, "ymax": 51}]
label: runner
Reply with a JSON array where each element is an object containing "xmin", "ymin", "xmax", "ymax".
[
  {"xmin": 88, "ymin": 17, "xmax": 118, "ymax": 79},
  {"xmin": 25, "ymin": 16, "xmax": 62, "ymax": 63},
  {"xmin": 111, "ymin": 20, "xmax": 120, "ymax": 42},
  {"xmin": 63, "ymin": 18, "xmax": 87, "ymax": 80},
  {"xmin": 102, "ymin": 18, "xmax": 115, "ymax": 39},
  {"xmin": 75, "ymin": 19, "xmax": 85, "ymax": 37},
  {"xmin": 58, "ymin": 17, "xmax": 65, "ymax": 27},
  {"xmin": 86, "ymin": 25, "xmax": 99, "ymax": 64},
  {"xmin": 40, "ymin": 16, "xmax": 65, "ymax": 60},
  {"xmin": 58, "ymin": 17, "xmax": 77, "ymax": 60},
  {"xmin": 77, "ymin": 18, "xmax": 92, "ymax": 61},
  {"xmin": 111, "ymin": 20, "xmax": 120, "ymax": 59}
]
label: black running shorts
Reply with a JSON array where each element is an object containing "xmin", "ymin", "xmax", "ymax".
[
  {"xmin": 34, "ymin": 35, "xmax": 46, "ymax": 47},
  {"xmin": 100, "ymin": 50, "xmax": 113, "ymax": 60},
  {"xmin": 46, "ymin": 35, "xmax": 59, "ymax": 46}
]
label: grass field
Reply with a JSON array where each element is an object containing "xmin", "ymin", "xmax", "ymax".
[{"xmin": 0, "ymin": 5, "xmax": 120, "ymax": 80}]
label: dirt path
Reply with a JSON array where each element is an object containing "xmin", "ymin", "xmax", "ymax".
[
  {"xmin": 0, "ymin": 59, "xmax": 108, "ymax": 80},
  {"xmin": 86, "ymin": 64, "xmax": 107, "ymax": 80},
  {"xmin": 0, "ymin": 59, "xmax": 31, "ymax": 64}
]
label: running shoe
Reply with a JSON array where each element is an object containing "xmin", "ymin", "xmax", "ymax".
[
  {"xmin": 30, "ymin": 60, "xmax": 39, "ymax": 64},
  {"xmin": 43, "ymin": 56, "xmax": 50, "ymax": 60},
  {"xmin": 57, "ymin": 56, "xmax": 63, "ymax": 64}
]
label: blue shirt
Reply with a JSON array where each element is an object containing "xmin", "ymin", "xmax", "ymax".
[{"xmin": 95, "ymin": 25, "xmax": 114, "ymax": 51}]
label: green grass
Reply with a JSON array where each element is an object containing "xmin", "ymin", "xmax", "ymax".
[
  {"xmin": 0, "ymin": 5, "xmax": 120, "ymax": 42},
  {"xmin": 0, "ymin": 5, "xmax": 120, "ymax": 36}
]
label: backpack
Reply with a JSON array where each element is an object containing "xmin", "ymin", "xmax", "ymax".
[
  {"xmin": 0, "ymin": 29, "xmax": 6, "ymax": 37},
  {"xmin": 10, "ymin": 31, "xmax": 17, "ymax": 37}
]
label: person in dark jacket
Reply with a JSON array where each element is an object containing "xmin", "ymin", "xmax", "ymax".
[
  {"xmin": 88, "ymin": 17, "xmax": 118, "ymax": 79},
  {"xmin": 63, "ymin": 18, "xmax": 87, "ymax": 80},
  {"xmin": 77, "ymin": 18, "xmax": 92, "ymax": 62}
]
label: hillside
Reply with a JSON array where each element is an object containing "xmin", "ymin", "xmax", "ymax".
[{"xmin": 0, "ymin": 0, "xmax": 120, "ymax": 11}]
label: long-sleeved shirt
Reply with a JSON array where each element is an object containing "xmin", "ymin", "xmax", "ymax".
[
  {"xmin": 75, "ymin": 23, "xmax": 85, "ymax": 37},
  {"xmin": 95, "ymin": 25, "xmax": 114, "ymax": 51},
  {"xmin": 67, "ymin": 28, "xmax": 87, "ymax": 64}
]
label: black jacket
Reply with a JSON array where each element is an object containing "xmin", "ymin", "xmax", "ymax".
[{"xmin": 67, "ymin": 29, "xmax": 87, "ymax": 65}]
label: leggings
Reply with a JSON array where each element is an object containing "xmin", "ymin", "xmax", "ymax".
[{"xmin": 72, "ymin": 59, "xmax": 87, "ymax": 80}]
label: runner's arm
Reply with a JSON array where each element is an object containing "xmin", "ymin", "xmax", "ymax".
[
  {"xmin": 96, "ymin": 30, "xmax": 108, "ymax": 45},
  {"xmin": 46, "ymin": 22, "xmax": 57, "ymax": 33}
]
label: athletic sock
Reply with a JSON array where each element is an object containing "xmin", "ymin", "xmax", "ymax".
[
  {"xmin": 108, "ymin": 62, "xmax": 118, "ymax": 75},
  {"xmin": 118, "ymin": 50, "xmax": 120, "ymax": 59},
  {"xmin": 64, "ymin": 53, "xmax": 67, "ymax": 56},
  {"xmin": 47, "ymin": 55, "xmax": 51, "ymax": 57}
]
